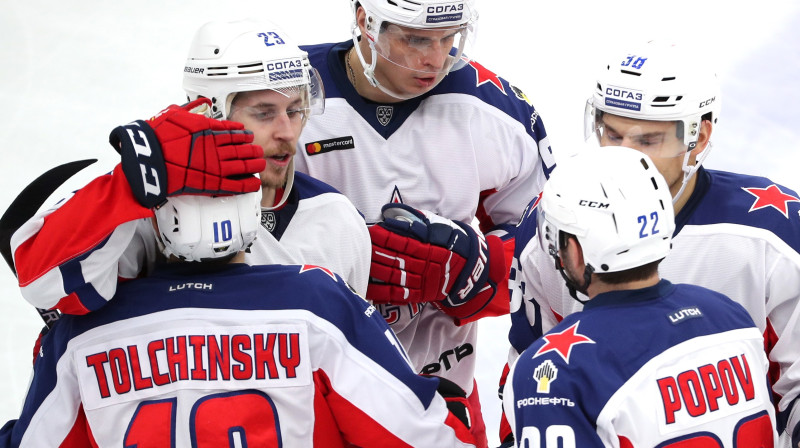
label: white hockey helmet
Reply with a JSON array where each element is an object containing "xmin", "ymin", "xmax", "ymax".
[
  {"xmin": 538, "ymin": 146, "xmax": 674, "ymax": 277},
  {"xmin": 584, "ymin": 40, "xmax": 721, "ymax": 203},
  {"xmin": 154, "ymin": 190, "xmax": 262, "ymax": 262},
  {"xmin": 183, "ymin": 19, "xmax": 324, "ymax": 120},
  {"xmin": 350, "ymin": 0, "xmax": 478, "ymax": 99},
  {"xmin": 585, "ymin": 40, "xmax": 721, "ymax": 147}
]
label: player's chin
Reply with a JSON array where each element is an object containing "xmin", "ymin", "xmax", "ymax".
[{"xmin": 260, "ymin": 167, "xmax": 290, "ymax": 190}]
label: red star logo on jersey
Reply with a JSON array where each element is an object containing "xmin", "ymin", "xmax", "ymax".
[
  {"xmin": 742, "ymin": 185, "xmax": 800, "ymax": 218},
  {"xmin": 534, "ymin": 321, "xmax": 595, "ymax": 363},
  {"xmin": 299, "ymin": 265, "xmax": 337, "ymax": 282},
  {"xmin": 467, "ymin": 59, "xmax": 506, "ymax": 95}
]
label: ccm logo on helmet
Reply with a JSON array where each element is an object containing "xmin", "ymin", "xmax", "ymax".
[
  {"xmin": 427, "ymin": 4, "xmax": 464, "ymax": 13},
  {"xmin": 579, "ymin": 200, "xmax": 609, "ymax": 209},
  {"xmin": 699, "ymin": 97, "xmax": 716, "ymax": 108}
]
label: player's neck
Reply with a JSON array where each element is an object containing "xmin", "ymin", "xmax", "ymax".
[
  {"xmin": 671, "ymin": 173, "xmax": 698, "ymax": 215},
  {"xmin": 230, "ymin": 251, "xmax": 246, "ymax": 263},
  {"xmin": 261, "ymin": 187, "xmax": 277, "ymax": 208},
  {"xmin": 587, "ymin": 274, "xmax": 660, "ymax": 298}
]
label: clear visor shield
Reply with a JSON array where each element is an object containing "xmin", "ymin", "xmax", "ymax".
[
  {"xmin": 228, "ymin": 67, "xmax": 325, "ymax": 122},
  {"xmin": 373, "ymin": 22, "xmax": 474, "ymax": 76},
  {"xmin": 583, "ymin": 100, "xmax": 690, "ymax": 160}
]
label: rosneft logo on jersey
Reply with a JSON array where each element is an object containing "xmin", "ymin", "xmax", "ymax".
[{"xmin": 305, "ymin": 136, "xmax": 355, "ymax": 155}]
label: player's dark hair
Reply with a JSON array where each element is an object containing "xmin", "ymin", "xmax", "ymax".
[{"xmin": 596, "ymin": 259, "xmax": 662, "ymax": 284}]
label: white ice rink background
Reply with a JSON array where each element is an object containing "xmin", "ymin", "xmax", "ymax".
[{"xmin": 1, "ymin": 1, "xmax": 799, "ymax": 445}]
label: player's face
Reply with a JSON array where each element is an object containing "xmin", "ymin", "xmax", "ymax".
[
  {"xmin": 372, "ymin": 24, "xmax": 462, "ymax": 96},
  {"xmin": 597, "ymin": 113, "xmax": 688, "ymax": 199},
  {"xmin": 229, "ymin": 89, "xmax": 305, "ymax": 191}
]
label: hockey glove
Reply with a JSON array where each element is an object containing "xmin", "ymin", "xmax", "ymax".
[
  {"xmin": 429, "ymin": 375, "xmax": 473, "ymax": 430},
  {"xmin": 368, "ymin": 204, "xmax": 506, "ymax": 319},
  {"xmin": 109, "ymin": 98, "xmax": 266, "ymax": 208}
]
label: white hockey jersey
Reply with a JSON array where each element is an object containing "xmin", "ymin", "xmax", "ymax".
[
  {"xmin": 509, "ymin": 167, "xmax": 800, "ymax": 446},
  {"xmin": 504, "ymin": 280, "xmax": 777, "ymax": 447},
  {"xmin": 11, "ymin": 165, "xmax": 370, "ymax": 315},
  {"xmin": 0, "ymin": 263, "xmax": 475, "ymax": 447},
  {"xmin": 296, "ymin": 41, "xmax": 556, "ymax": 396}
]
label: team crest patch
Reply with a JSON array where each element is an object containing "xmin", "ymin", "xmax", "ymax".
[
  {"xmin": 261, "ymin": 211, "xmax": 276, "ymax": 232},
  {"xmin": 305, "ymin": 136, "xmax": 355, "ymax": 155},
  {"xmin": 533, "ymin": 360, "xmax": 558, "ymax": 393},
  {"xmin": 376, "ymin": 106, "xmax": 394, "ymax": 126}
]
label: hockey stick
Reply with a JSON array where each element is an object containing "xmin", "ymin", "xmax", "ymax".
[{"xmin": 0, "ymin": 158, "xmax": 97, "ymax": 328}]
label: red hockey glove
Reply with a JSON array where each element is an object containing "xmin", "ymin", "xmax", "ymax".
[
  {"xmin": 109, "ymin": 98, "xmax": 266, "ymax": 208},
  {"xmin": 368, "ymin": 204, "xmax": 505, "ymax": 320}
]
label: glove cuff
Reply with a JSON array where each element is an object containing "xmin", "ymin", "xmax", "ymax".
[
  {"xmin": 110, "ymin": 120, "xmax": 168, "ymax": 208},
  {"xmin": 435, "ymin": 234, "xmax": 506, "ymax": 321}
]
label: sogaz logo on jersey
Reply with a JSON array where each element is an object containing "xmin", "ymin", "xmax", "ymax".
[{"xmin": 604, "ymin": 84, "xmax": 644, "ymax": 112}]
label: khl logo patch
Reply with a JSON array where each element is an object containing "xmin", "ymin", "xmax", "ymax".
[
  {"xmin": 261, "ymin": 211, "xmax": 276, "ymax": 233},
  {"xmin": 376, "ymin": 106, "xmax": 394, "ymax": 126}
]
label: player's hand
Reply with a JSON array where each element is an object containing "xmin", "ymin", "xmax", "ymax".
[
  {"xmin": 368, "ymin": 204, "xmax": 496, "ymax": 308},
  {"xmin": 109, "ymin": 98, "xmax": 266, "ymax": 208}
]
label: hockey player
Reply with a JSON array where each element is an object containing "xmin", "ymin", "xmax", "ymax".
[
  {"xmin": 10, "ymin": 19, "xmax": 371, "ymax": 317},
  {"xmin": 294, "ymin": 1, "xmax": 556, "ymax": 445},
  {"xmin": 504, "ymin": 146, "xmax": 777, "ymax": 446},
  {"xmin": 507, "ymin": 40, "xmax": 800, "ymax": 446},
  {"xmin": 0, "ymin": 188, "xmax": 476, "ymax": 447}
]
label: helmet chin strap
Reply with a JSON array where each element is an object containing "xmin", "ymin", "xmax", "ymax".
[
  {"xmin": 553, "ymin": 254, "xmax": 593, "ymax": 304},
  {"xmin": 350, "ymin": 32, "xmax": 431, "ymax": 101},
  {"xmin": 672, "ymin": 141, "xmax": 713, "ymax": 205}
]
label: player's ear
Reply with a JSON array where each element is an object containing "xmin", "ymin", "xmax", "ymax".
[
  {"xmin": 693, "ymin": 119, "xmax": 714, "ymax": 156},
  {"xmin": 355, "ymin": 6, "xmax": 368, "ymax": 34},
  {"xmin": 562, "ymin": 235, "xmax": 585, "ymax": 272}
]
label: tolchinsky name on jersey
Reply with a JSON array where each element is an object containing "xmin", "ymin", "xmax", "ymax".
[{"xmin": 80, "ymin": 329, "xmax": 309, "ymax": 402}]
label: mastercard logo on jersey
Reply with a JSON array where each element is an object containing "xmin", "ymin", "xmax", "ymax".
[{"xmin": 305, "ymin": 136, "xmax": 355, "ymax": 155}]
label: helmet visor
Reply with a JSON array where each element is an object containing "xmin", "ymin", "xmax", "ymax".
[
  {"xmin": 373, "ymin": 22, "xmax": 474, "ymax": 76},
  {"xmin": 585, "ymin": 100, "xmax": 690, "ymax": 159}
]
